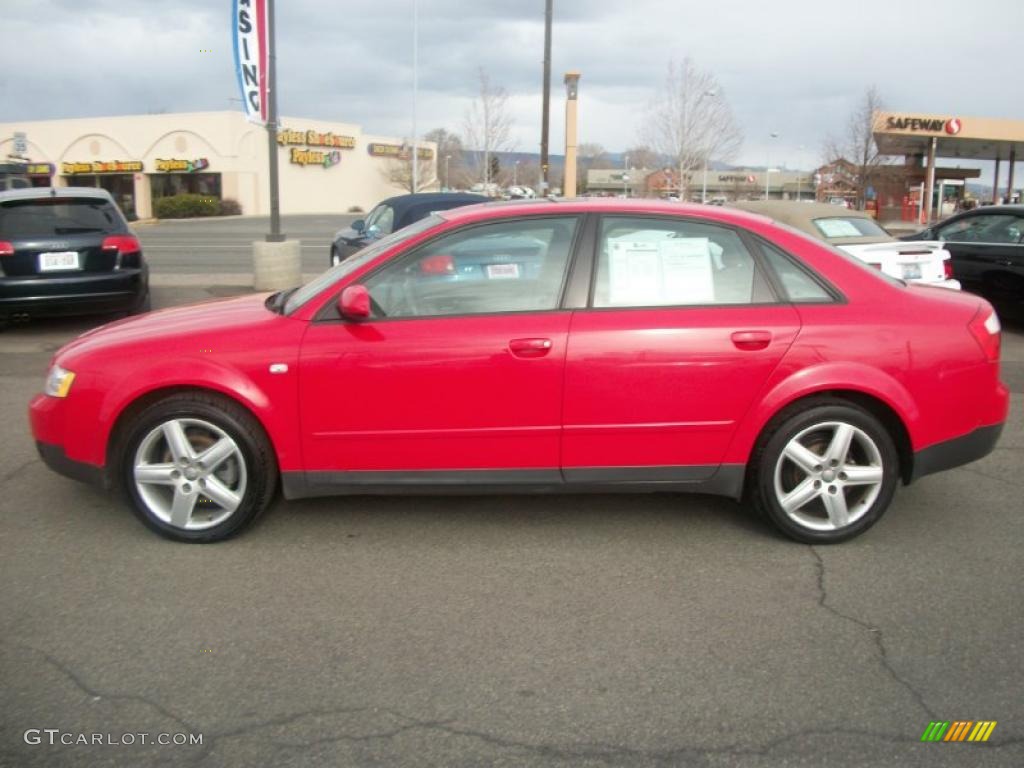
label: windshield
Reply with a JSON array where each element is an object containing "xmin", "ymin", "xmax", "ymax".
[
  {"xmin": 364, "ymin": 203, "xmax": 395, "ymax": 234},
  {"xmin": 284, "ymin": 214, "xmax": 444, "ymax": 315},
  {"xmin": 0, "ymin": 197, "xmax": 123, "ymax": 238},
  {"xmin": 812, "ymin": 216, "xmax": 890, "ymax": 240}
]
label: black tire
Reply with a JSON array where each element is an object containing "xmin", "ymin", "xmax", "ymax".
[
  {"xmin": 748, "ymin": 398, "xmax": 899, "ymax": 544},
  {"xmin": 130, "ymin": 289, "xmax": 152, "ymax": 315},
  {"xmin": 118, "ymin": 392, "xmax": 277, "ymax": 542},
  {"xmin": 330, "ymin": 246, "xmax": 340, "ymax": 267}
]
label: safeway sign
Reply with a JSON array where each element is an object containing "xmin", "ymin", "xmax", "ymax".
[{"xmin": 232, "ymin": 0, "xmax": 268, "ymax": 124}]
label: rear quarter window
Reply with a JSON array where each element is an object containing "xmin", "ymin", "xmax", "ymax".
[{"xmin": 0, "ymin": 198, "xmax": 124, "ymax": 238}]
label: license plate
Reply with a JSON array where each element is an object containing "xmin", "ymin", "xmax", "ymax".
[
  {"xmin": 486, "ymin": 263, "xmax": 520, "ymax": 279},
  {"xmin": 901, "ymin": 263, "xmax": 922, "ymax": 280},
  {"xmin": 39, "ymin": 251, "xmax": 80, "ymax": 271}
]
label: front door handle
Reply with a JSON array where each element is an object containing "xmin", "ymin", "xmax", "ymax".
[
  {"xmin": 731, "ymin": 330, "xmax": 772, "ymax": 351},
  {"xmin": 509, "ymin": 338, "xmax": 553, "ymax": 358}
]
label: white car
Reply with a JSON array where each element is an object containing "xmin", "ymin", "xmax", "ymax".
[{"xmin": 731, "ymin": 201, "xmax": 960, "ymax": 290}]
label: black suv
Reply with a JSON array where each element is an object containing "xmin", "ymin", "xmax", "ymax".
[{"xmin": 0, "ymin": 187, "xmax": 150, "ymax": 322}]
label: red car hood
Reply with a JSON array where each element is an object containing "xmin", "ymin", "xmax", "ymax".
[{"xmin": 56, "ymin": 292, "xmax": 283, "ymax": 365}]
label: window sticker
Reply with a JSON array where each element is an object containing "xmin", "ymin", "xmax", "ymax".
[
  {"xmin": 607, "ymin": 236, "xmax": 714, "ymax": 305},
  {"xmin": 815, "ymin": 218, "xmax": 862, "ymax": 238}
]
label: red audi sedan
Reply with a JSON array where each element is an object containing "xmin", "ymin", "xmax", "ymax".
[{"xmin": 29, "ymin": 199, "xmax": 1008, "ymax": 544}]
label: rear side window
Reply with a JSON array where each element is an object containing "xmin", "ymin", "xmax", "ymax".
[
  {"xmin": 759, "ymin": 242, "xmax": 834, "ymax": 302},
  {"xmin": 0, "ymin": 198, "xmax": 123, "ymax": 238},
  {"xmin": 592, "ymin": 216, "xmax": 773, "ymax": 307}
]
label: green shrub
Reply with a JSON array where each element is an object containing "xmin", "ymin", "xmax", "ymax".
[
  {"xmin": 153, "ymin": 194, "xmax": 221, "ymax": 219},
  {"xmin": 218, "ymin": 198, "xmax": 242, "ymax": 216}
]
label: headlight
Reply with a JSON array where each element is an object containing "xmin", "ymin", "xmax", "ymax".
[{"xmin": 44, "ymin": 365, "xmax": 76, "ymax": 398}]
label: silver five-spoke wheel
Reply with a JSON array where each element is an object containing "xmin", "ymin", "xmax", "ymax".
[
  {"xmin": 773, "ymin": 420, "xmax": 884, "ymax": 532},
  {"xmin": 133, "ymin": 418, "xmax": 248, "ymax": 531}
]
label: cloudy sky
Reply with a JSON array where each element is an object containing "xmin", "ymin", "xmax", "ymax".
[{"xmin": 2, "ymin": 0, "xmax": 1021, "ymax": 177}]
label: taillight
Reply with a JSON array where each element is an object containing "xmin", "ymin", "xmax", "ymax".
[
  {"xmin": 0, "ymin": 240, "xmax": 14, "ymax": 257},
  {"xmin": 102, "ymin": 235, "xmax": 141, "ymax": 270},
  {"xmin": 943, "ymin": 259, "xmax": 954, "ymax": 280},
  {"xmin": 968, "ymin": 307, "xmax": 1001, "ymax": 362},
  {"xmin": 420, "ymin": 254, "xmax": 455, "ymax": 275},
  {"xmin": 101, "ymin": 235, "xmax": 141, "ymax": 253}
]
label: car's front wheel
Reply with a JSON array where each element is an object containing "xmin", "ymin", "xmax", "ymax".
[
  {"xmin": 330, "ymin": 246, "xmax": 341, "ymax": 267},
  {"xmin": 120, "ymin": 393, "xmax": 277, "ymax": 542},
  {"xmin": 750, "ymin": 399, "xmax": 899, "ymax": 544}
]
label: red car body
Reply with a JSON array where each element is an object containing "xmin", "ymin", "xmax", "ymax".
[{"xmin": 29, "ymin": 200, "xmax": 1008, "ymax": 540}]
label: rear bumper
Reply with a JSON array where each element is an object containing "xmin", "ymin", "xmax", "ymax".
[
  {"xmin": 0, "ymin": 267, "xmax": 147, "ymax": 317},
  {"xmin": 909, "ymin": 421, "xmax": 1004, "ymax": 482}
]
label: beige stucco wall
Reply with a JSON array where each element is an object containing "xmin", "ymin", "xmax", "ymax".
[{"xmin": 0, "ymin": 111, "xmax": 437, "ymax": 217}]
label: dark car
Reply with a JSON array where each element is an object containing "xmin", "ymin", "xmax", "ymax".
[
  {"xmin": 330, "ymin": 192, "xmax": 488, "ymax": 265},
  {"xmin": 902, "ymin": 205, "xmax": 1024, "ymax": 314},
  {"xmin": 0, "ymin": 187, "xmax": 149, "ymax": 323}
]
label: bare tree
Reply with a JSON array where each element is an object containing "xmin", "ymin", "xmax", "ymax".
[
  {"xmin": 824, "ymin": 85, "xmax": 888, "ymax": 210},
  {"xmin": 424, "ymin": 127, "xmax": 465, "ymax": 190},
  {"xmin": 643, "ymin": 58, "xmax": 742, "ymax": 200},
  {"xmin": 379, "ymin": 144, "xmax": 438, "ymax": 193},
  {"xmin": 576, "ymin": 142, "xmax": 607, "ymax": 192},
  {"xmin": 462, "ymin": 68, "xmax": 514, "ymax": 186},
  {"xmin": 622, "ymin": 145, "xmax": 662, "ymax": 172}
]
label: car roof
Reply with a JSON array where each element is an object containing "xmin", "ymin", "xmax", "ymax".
[
  {"xmin": 950, "ymin": 204, "xmax": 1024, "ymax": 217},
  {"xmin": 379, "ymin": 192, "xmax": 490, "ymax": 208},
  {"xmin": 726, "ymin": 200, "xmax": 891, "ymax": 243},
  {"xmin": 436, "ymin": 197, "xmax": 775, "ymax": 228},
  {"xmin": 0, "ymin": 186, "xmax": 117, "ymax": 203}
]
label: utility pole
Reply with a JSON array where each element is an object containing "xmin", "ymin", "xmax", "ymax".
[
  {"xmin": 539, "ymin": 0, "xmax": 552, "ymax": 194},
  {"xmin": 411, "ymin": 0, "xmax": 419, "ymax": 194}
]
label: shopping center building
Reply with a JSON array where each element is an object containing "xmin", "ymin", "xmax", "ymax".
[{"xmin": 0, "ymin": 112, "xmax": 436, "ymax": 218}]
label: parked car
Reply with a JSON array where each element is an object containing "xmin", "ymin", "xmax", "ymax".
[
  {"xmin": 731, "ymin": 201, "xmax": 959, "ymax": 289},
  {"xmin": 30, "ymin": 199, "xmax": 1007, "ymax": 545},
  {"xmin": 330, "ymin": 192, "xmax": 488, "ymax": 265},
  {"xmin": 901, "ymin": 205, "xmax": 1024, "ymax": 314},
  {"xmin": 1, "ymin": 187, "xmax": 149, "ymax": 323}
]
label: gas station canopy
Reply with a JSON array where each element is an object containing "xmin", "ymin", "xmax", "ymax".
[{"xmin": 873, "ymin": 111, "xmax": 1024, "ymax": 161}]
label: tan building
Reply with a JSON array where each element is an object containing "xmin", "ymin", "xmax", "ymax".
[
  {"xmin": 0, "ymin": 112, "xmax": 436, "ymax": 218},
  {"xmin": 586, "ymin": 167, "xmax": 814, "ymax": 201}
]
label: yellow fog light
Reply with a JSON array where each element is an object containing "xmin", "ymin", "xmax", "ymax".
[{"xmin": 44, "ymin": 365, "xmax": 76, "ymax": 398}]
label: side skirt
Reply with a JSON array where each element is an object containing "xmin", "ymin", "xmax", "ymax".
[{"xmin": 281, "ymin": 465, "xmax": 746, "ymax": 501}]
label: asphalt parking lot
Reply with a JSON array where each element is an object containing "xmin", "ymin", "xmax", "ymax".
[{"xmin": 1, "ymin": 223, "xmax": 1022, "ymax": 766}]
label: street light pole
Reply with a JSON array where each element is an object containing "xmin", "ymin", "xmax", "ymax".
[
  {"xmin": 411, "ymin": 0, "xmax": 419, "ymax": 193},
  {"xmin": 699, "ymin": 90, "xmax": 716, "ymax": 204},
  {"xmin": 765, "ymin": 131, "xmax": 779, "ymax": 199},
  {"xmin": 444, "ymin": 154, "xmax": 451, "ymax": 191}
]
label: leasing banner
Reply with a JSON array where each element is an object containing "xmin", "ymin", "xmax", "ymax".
[{"xmin": 232, "ymin": 0, "xmax": 268, "ymax": 124}]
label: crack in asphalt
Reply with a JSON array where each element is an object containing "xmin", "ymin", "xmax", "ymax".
[
  {"xmin": 9, "ymin": 634, "xmax": 1020, "ymax": 764},
  {"xmin": 0, "ymin": 457, "xmax": 39, "ymax": 487},
  {"xmin": 808, "ymin": 546, "xmax": 937, "ymax": 720}
]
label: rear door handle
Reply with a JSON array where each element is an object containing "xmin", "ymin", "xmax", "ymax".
[
  {"xmin": 731, "ymin": 330, "xmax": 772, "ymax": 351},
  {"xmin": 509, "ymin": 338, "xmax": 553, "ymax": 358}
]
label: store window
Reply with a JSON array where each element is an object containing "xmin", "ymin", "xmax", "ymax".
[{"xmin": 150, "ymin": 173, "xmax": 222, "ymax": 200}]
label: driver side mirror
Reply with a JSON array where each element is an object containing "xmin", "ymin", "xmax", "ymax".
[
  {"xmin": 351, "ymin": 219, "xmax": 365, "ymax": 233},
  {"xmin": 338, "ymin": 284, "xmax": 371, "ymax": 320}
]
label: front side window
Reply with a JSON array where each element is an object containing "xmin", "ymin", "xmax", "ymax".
[
  {"xmin": 937, "ymin": 214, "xmax": 1020, "ymax": 244},
  {"xmin": 363, "ymin": 216, "xmax": 579, "ymax": 318},
  {"xmin": 592, "ymin": 217, "xmax": 770, "ymax": 307}
]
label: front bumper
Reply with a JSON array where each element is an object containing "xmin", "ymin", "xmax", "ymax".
[
  {"xmin": 909, "ymin": 421, "xmax": 1004, "ymax": 483},
  {"xmin": 35, "ymin": 441, "xmax": 107, "ymax": 488},
  {"xmin": 0, "ymin": 267, "xmax": 147, "ymax": 318}
]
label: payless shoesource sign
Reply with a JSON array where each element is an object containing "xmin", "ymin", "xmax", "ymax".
[
  {"xmin": 62, "ymin": 161, "xmax": 144, "ymax": 174},
  {"xmin": 277, "ymin": 128, "xmax": 355, "ymax": 169}
]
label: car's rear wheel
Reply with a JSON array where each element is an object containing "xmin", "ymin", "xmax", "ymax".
[
  {"xmin": 750, "ymin": 399, "xmax": 898, "ymax": 544},
  {"xmin": 120, "ymin": 393, "xmax": 276, "ymax": 542}
]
